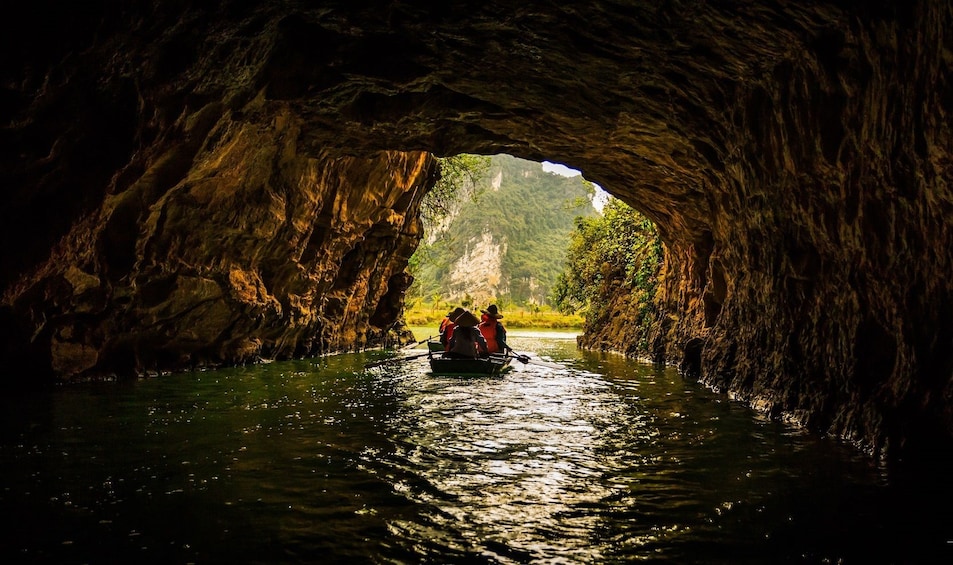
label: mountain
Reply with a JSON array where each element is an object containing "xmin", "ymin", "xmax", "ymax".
[{"xmin": 410, "ymin": 154, "xmax": 599, "ymax": 307}]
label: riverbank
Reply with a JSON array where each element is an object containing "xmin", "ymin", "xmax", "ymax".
[{"xmin": 405, "ymin": 306, "xmax": 583, "ymax": 330}]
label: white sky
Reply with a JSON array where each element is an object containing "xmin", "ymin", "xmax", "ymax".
[
  {"xmin": 541, "ymin": 161, "xmax": 581, "ymax": 177},
  {"xmin": 541, "ymin": 161, "xmax": 609, "ymax": 212}
]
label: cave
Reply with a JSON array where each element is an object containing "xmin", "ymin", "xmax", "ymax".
[{"xmin": 1, "ymin": 1, "xmax": 951, "ymax": 461}]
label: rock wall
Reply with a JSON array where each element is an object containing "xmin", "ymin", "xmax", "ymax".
[
  {"xmin": 1, "ymin": 1, "xmax": 951, "ymax": 458},
  {"xmin": 580, "ymin": 2, "xmax": 953, "ymax": 457},
  {"xmin": 2, "ymin": 94, "xmax": 434, "ymax": 381}
]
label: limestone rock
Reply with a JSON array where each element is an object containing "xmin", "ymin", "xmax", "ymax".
[
  {"xmin": 2, "ymin": 95, "xmax": 434, "ymax": 379},
  {"xmin": 1, "ymin": 1, "xmax": 951, "ymax": 459}
]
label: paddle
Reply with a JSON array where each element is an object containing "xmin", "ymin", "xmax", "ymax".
[
  {"xmin": 401, "ymin": 335, "xmax": 436, "ymax": 350},
  {"xmin": 363, "ymin": 351, "xmax": 430, "ymax": 369},
  {"xmin": 505, "ymin": 349, "xmax": 563, "ymax": 369}
]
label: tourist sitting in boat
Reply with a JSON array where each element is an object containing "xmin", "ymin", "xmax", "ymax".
[
  {"xmin": 440, "ymin": 306, "xmax": 466, "ymax": 351},
  {"xmin": 447, "ymin": 309, "xmax": 488, "ymax": 358},
  {"xmin": 478, "ymin": 304, "xmax": 509, "ymax": 354}
]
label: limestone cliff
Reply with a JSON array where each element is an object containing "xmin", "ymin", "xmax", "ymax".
[
  {"xmin": 416, "ymin": 154, "xmax": 597, "ymax": 306},
  {"xmin": 1, "ymin": 1, "xmax": 951, "ymax": 459}
]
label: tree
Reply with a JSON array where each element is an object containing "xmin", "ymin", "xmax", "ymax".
[
  {"xmin": 420, "ymin": 154, "xmax": 491, "ymax": 229},
  {"xmin": 551, "ymin": 197, "xmax": 662, "ymax": 317}
]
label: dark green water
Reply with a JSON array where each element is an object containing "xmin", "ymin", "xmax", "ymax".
[{"xmin": 1, "ymin": 330, "xmax": 951, "ymax": 564}]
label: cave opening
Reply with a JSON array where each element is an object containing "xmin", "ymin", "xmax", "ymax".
[
  {"xmin": 406, "ymin": 154, "xmax": 622, "ymax": 318},
  {"xmin": 1, "ymin": 1, "xmax": 949, "ymax": 459}
]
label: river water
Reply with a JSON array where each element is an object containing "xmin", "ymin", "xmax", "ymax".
[{"xmin": 1, "ymin": 330, "xmax": 951, "ymax": 564}]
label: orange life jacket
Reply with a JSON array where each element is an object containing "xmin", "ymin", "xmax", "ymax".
[{"xmin": 479, "ymin": 315, "xmax": 500, "ymax": 353}]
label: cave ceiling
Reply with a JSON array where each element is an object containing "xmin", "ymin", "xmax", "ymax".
[
  {"xmin": 2, "ymin": 1, "xmax": 952, "ymax": 458},
  {"xmin": 7, "ymin": 2, "xmax": 937, "ymax": 259}
]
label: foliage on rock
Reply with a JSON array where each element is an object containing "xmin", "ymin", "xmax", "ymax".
[
  {"xmin": 552, "ymin": 198, "xmax": 663, "ymax": 354},
  {"xmin": 420, "ymin": 154, "xmax": 491, "ymax": 228}
]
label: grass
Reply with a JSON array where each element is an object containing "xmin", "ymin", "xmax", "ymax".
[{"xmin": 405, "ymin": 305, "xmax": 584, "ymax": 329}]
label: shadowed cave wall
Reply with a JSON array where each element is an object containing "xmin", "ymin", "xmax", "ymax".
[{"xmin": 1, "ymin": 1, "xmax": 951, "ymax": 459}]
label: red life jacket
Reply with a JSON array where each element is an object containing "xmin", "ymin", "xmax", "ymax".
[
  {"xmin": 444, "ymin": 323, "xmax": 456, "ymax": 351},
  {"xmin": 478, "ymin": 314, "xmax": 500, "ymax": 353}
]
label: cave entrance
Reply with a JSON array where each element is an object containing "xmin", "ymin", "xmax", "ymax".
[{"xmin": 405, "ymin": 153, "xmax": 658, "ymax": 337}]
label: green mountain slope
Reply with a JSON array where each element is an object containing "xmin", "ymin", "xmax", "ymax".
[{"xmin": 410, "ymin": 154, "xmax": 599, "ymax": 308}]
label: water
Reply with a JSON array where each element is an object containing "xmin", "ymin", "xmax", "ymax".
[{"xmin": 1, "ymin": 330, "xmax": 951, "ymax": 564}]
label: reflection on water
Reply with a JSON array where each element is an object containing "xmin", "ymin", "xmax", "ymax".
[{"xmin": 1, "ymin": 330, "xmax": 951, "ymax": 563}]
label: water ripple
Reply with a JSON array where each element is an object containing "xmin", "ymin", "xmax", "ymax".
[{"xmin": 1, "ymin": 332, "xmax": 950, "ymax": 563}]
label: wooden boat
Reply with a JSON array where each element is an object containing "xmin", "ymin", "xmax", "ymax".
[
  {"xmin": 427, "ymin": 340, "xmax": 445, "ymax": 353},
  {"xmin": 428, "ymin": 352, "xmax": 513, "ymax": 376}
]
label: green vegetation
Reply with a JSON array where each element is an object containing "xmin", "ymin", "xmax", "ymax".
[
  {"xmin": 405, "ymin": 303, "xmax": 584, "ymax": 329},
  {"xmin": 420, "ymin": 154, "xmax": 491, "ymax": 227},
  {"xmin": 406, "ymin": 155, "xmax": 662, "ymax": 339},
  {"xmin": 409, "ymin": 154, "xmax": 598, "ymax": 308},
  {"xmin": 551, "ymin": 197, "xmax": 663, "ymax": 332}
]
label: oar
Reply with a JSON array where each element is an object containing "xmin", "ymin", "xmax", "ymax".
[
  {"xmin": 505, "ymin": 349, "xmax": 563, "ymax": 369},
  {"xmin": 401, "ymin": 335, "xmax": 436, "ymax": 350},
  {"xmin": 364, "ymin": 351, "xmax": 430, "ymax": 369},
  {"xmin": 521, "ymin": 356, "xmax": 563, "ymax": 369}
]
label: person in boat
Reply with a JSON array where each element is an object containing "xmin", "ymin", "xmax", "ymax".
[
  {"xmin": 439, "ymin": 309, "xmax": 455, "ymax": 334},
  {"xmin": 478, "ymin": 304, "xmax": 509, "ymax": 355},
  {"xmin": 440, "ymin": 306, "xmax": 466, "ymax": 351},
  {"xmin": 447, "ymin": 309, "xmax": 488, "ymax": 358}
]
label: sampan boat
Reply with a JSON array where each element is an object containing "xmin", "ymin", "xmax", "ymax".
[{"xmin": 428, "ymin": 352, "xmax": 513, "ymax": 377}]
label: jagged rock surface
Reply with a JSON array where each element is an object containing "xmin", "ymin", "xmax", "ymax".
[
  {"xmin": 1, "ymin": 1, "xmax": 951, "ymax": 458},
  {"xmin": 2, "ymin": 93, "xmax": 434, "ymax": 379}
]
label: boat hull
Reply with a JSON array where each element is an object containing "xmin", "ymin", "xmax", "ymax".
[{"xmin": 429, "ymin": 353, "xmax": 512, "ymax": 376}]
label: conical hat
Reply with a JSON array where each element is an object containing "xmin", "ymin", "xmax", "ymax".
[
  {"xmin": 480, "ymin": 304, "xmax": 503, "ymax": 319},
  {"xmin": 454, "ymin": 309, "xmax": 479, "ymax": 327}
]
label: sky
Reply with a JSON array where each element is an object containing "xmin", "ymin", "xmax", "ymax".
[
  {"xmin": 541, "ymin": 161, "xmax": 581, "ymax": 177},
  {"xmin": 541, "ymin": 161, "xmax": 609, "ymax": 212}
]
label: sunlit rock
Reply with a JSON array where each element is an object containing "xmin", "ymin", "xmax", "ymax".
[{"xmin": 1, "ymin": 1, "xmax": 950, "ymax": 458}]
